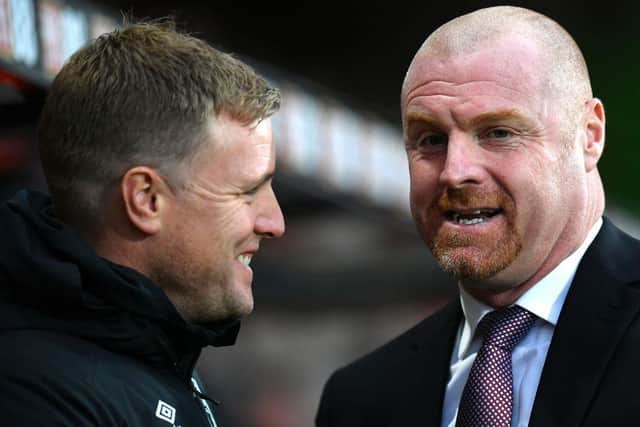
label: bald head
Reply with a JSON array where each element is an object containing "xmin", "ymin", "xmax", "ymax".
[
  {"xmin": 403, "ymin": 6, "xmax": 592, "ymax": 130},
  {"xmin": 401, "ymin": 6, "xmax": 606, "ymax": 302}
]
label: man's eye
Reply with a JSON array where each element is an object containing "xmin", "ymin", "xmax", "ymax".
[
  {"xmin": 244, "ymin": 186, "xmax": 260, "ymax": 196},
  {"xmin": 486, "ymin": 129, "xmax": 512, "ymax": 139},
  {"xmin": 416, "ymin": 134, "xmax": 448, "ymax": 148}
]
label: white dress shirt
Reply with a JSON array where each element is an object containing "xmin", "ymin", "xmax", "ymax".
[{"xmin": 441, "ymin": 218, "xmax": 602, "ymax": 427}]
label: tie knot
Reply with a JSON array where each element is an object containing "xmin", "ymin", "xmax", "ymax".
[{"xmin": 477, "ymin": 305, "xmax": 536, "ymax": 352}]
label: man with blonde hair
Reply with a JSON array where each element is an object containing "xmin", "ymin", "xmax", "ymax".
[
  {"xmin": 0, "ymin": 21, "xmax": 285, "ymax": 426},
  {"xmin": 317, "ymin": 6, "xmax": 640, "ymax": 426}
]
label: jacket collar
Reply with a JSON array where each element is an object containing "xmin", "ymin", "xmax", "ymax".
[
  {"xmin": 529, "ymin": 217, "xmax": 640, "ymax": 426},
  {"xmin": 0, "ymin": 190, "xmax": 240, "ymax": 370}
]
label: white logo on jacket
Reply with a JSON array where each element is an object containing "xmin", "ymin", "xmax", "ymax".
[{"xmin": 155, "ymin": 400, "xmax": 176, "ymax": 424}]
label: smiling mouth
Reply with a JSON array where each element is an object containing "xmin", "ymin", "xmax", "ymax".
[
  {"xmin": 444, "ymin": 209, "xmax": 502, "ymax": 225},
  {"xmin": 238, "ymin": 254, "xmax": 253, "ymax": 267}
]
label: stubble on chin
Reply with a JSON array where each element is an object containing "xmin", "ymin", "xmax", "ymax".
[
  {"xmin": 149, "ymin": 247, "xmax": 235, "ymax": 324},
  {"xmin": 430, "ymin": 229, "xmax": 522, "ymax": 281},
  {"xmin": 425, "ymin": 187, "xmax": 522, "ymax": 281}
]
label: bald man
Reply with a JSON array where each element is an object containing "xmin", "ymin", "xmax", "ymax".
[{"xmin": 316, "ymin": 6, "xmax": 640, "ymax": 427}]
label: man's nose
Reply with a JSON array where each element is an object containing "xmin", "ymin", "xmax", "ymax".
[
  {"xmin": 255, "ymin": 187, "xmax": 285, "ymax": 238},
  {"xmin": 438, "ymin": 132, "xmax": 485, "ymax": 188}
]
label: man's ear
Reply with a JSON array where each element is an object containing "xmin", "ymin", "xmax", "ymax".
[
  {"xmin": 582, "ymin": 98, "xmax": 605, "ymax": 172},
  {"xmin": 120, "ymin": 166, "xmax": 169, "ymax": 235}
]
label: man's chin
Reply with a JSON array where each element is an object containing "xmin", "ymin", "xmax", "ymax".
[
  {"xmin": 196, "ymin": 303, "xmax": 252, "ymax": 325},
  {"xmin": 433, "ymin": 247, "xmax": 515, "ymax": 282},
  {"xmin": 441, "ymin": 261, "xmax": 501, "ymax": 282},
  {"xmin": 191, "ymin": 288, "xmax": 254, "ymax": 324},
  {"xmin": 226, "ymin": 290, "xmax": 255, "ymax": 318},
  {"xmin": 430, "ymin": 230, "xmax": 521, "ymax": 279}
]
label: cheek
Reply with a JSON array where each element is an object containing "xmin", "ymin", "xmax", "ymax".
[
  {"xmin": 204, "ymin": 198, "xmax": 247, "ymax": 226},
  {"xmin": 507, "ymin": 159, "xmax": 566, "ymax": 234},
  {"xmin": 528, "ymin": 151, "xmax": 570, "ymax": 201},
  {"xmin": 216, "ymin": 204, "xmax": 257, "ymax": 239},
  {"xmin": 409, "ymin": 161, "xmax": 440, "ymax": 200}
]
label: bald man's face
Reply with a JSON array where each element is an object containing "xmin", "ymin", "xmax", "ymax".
[{"xmin": 402, "ymin": 34, "xmax": 588, "ymax": 301}]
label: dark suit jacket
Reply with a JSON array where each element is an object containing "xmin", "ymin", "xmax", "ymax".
[{"xmin": 316, "ymin": 218, "xmax": 640, "ymax": 426}]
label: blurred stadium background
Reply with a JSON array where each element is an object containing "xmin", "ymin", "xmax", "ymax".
[{"xmin": 0, "ymin": 1, "xmax": 637, "ymax": 425}]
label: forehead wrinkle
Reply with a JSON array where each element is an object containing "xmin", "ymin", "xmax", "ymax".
[
  {"xmin": 406, "ymin": 7, "xmax": 592, "ymax": 110},
  {"xmin": 406, "ymin": 76, "xmax": 531, "ymax": 99}
]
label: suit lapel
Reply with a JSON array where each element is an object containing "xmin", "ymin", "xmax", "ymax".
[
  {"xmin": 529, "ymin": 219, "xmax": 640, "ymax": 426},
  {"xmin": 394, "ymin": 299, "xmax": 462, "ymax": 425}
]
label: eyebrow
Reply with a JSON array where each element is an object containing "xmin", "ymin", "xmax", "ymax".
[
  {"xmin": 467, "ymin": 110, "xmax": 533, "ymax": 128},
  {"xmin": 405, "ymin": 109, "xmax": 534, "ymax": 130},
  {"xmin": 404, "ymin": 112, "xmax": 443, "ymax": 130}
]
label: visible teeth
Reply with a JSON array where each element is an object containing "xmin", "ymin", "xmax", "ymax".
[
  {"xmin": 458, "ymin": 217, "xmax": 485, "ymax": 225},
  {"xmin": 238, "ymin": 255, "xmax": 252, "ymax": 266},
  {"xmin": 450, "ymin": 212, "xmax": 491, "ymax": 225}
]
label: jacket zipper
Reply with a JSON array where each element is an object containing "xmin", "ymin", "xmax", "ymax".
[
  {"xmin": 176, "ymin": 347, "xmax": 221, "ymax": 427},
  {"xmin": 191, "ymin": 376, "xmax": 219, "ymax": 427}
]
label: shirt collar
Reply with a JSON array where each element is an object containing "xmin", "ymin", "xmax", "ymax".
[{"xmin": 457, "ymin": 218, "xmax": 602, "ymax": 358}]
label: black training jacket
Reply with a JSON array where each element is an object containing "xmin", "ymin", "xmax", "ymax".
[{"xmin": 0, "ymin": 190, "xmax": 240, "ymax": 426}]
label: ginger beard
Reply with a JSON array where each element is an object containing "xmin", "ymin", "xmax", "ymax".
[{"xmin": 420, "ymin": 186, "xmax": 522, "ymax": 281}]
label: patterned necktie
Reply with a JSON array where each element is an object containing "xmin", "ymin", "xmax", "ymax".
[{"xmin": 455, "ymin": 305, "xmax": 537, "ymax": 427}]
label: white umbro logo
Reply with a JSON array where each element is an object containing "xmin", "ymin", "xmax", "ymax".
[{"xmin": 155, "ymin": 400, "xmax": 176, "ymax": 424}]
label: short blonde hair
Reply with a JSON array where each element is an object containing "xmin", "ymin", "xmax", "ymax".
[{"xmin": 38, "ymin": 19, "xmax": 280, "ymax": 233}]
